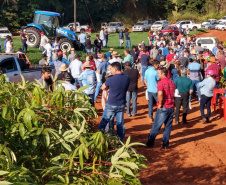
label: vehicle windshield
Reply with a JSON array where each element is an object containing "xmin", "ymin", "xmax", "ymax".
[
  {"xmin": 197, "ymin": 39, "xmax": 214, "ymax": 44},
  {"xmin": 220, "ymin": 22, "xmax": 225, "ymax": 25},
  {"xmin": 205, "ymin": 20, "xmax": 211, "ymax": 22},
  {"xmin": 163, "ymin": 26, "xmax": 171, "ymax": 30},
  {"xmin": 0, "ymin": 30, "xmax": 10, "ymax": 33},
  {"xmin": 176, "ymin": 21, "xmax": 181, "ymax": 24},
  {"xmin": 154, "ymin": 22, "xmax": 162, "ymax": 25},
  {"xmin": 108, "ymin": 23, "xmax": 117, "ymax": 26},
  {"xmin": 135, "ymin": 22, "xmax": 144, "ymax": 25},
  {"xmin": 34, "ymin": 14, "xmax": 59, "ymax": 28}
]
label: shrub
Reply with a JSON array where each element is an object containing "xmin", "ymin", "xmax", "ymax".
[{"xmin": 0, "ymin": 75, "xmax": 146, "ymax": 184}]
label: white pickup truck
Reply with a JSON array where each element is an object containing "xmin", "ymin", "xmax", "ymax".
[
  {"xmin": 63, "ymin": 22, "xmax": 91, "ymax": 33},
  {"xmin": 0, "ymin": 53, "xmax": 54, "ymax": 83},
  {"xmin": 176, "ymin": 20, "xmax": 202, "ymax": 31}
]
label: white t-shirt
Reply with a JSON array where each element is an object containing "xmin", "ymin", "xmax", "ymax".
[
  {"xmin": 40, "ymin": 35, "xmax": 48, "ymax": 47},
  {"xmin": 5, "ymin": 41, "xmax": 13, "ymax": 53}
]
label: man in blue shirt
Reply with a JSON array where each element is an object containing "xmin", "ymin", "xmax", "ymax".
[
  {"xmin": 144, "ymin": 60, "xmax": 159, "ymax": 123},
  {"xmin": 125, "ymin": 29, "xmax": 131, "ymax": 49},
  {"xmin": 99, "ymin": 62, "xmax": 130, "ymax": 141},
  {"xmin": 156, "ymin": 50, "xmax": 164, "ymax": 62},
  {"xmin": 94, "ymin": 54, "xmax": 108, "ymax": 101},
  {"xmin": 212, "ymin": 43, "xmax": 218, "ymax": 56},
  {"xmin": 78, "ymin": 29, "xmax": 87, "ymax": 53},
  {"xmin": 78, "ymin": 60, "xmax": 96, "ymax": 106},
  {"xmin": 162, "ymin": 44, "xmax": 169, "ymax": 57}
]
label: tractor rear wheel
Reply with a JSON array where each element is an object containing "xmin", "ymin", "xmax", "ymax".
[
  {"xmin": 26, "ymin": 27, "xmax": 41, "ymax": 48},
  {"xmin": 59, "ymin": 38, "xmax": 74, "ymax": 52}
]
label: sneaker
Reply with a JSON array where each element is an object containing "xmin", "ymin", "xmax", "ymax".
[
  {"xmin": 175, "ymin": 120, "xmax": 179, "ymax": 125},
  {"xmin": 132, "ymin": 114, "xmax": 136, "ymax": 117},
  {"xmin": 146, "ymin": 142, "xmax": 154, "ymax": 148},
  {"xmin": 161, "ymin": 146, "xmax": 169, "ymax": 150},
  {"xmin": 127, "ymin": 114, "xmax": 131, "ymax": 117},
  {"xmin": 202, "ymin": 118, "xmax": 207, "ymax": 124},
  {"xmin": 189, "ymin": 102, "xmax": 192, "ymax": 110}
]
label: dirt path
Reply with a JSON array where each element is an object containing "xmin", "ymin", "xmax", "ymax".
[
  {"xmin": 95, "ymin": 78, "xmax": 226, "ymax": 184},
  {"xmin": 196, "ymin": 30, "xmax": 226, "ymax": 42}
]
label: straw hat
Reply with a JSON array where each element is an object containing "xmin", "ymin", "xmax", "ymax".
[
  {"xmin": 160, "ymin": 61, "xmax": 168, "ymax": 68},
  {"xmin": 59, "ymin": 63, "xmax": 69, "ymax": 72},
  {"xmin": 84, "ymin": 61, "xmax": 92, "ymax": 68},
  {"xmin": 112, "ymin": 51, "xmax": 118, "ymax": 55},
  {"xmin": 109, "ymin": 48, "xmax": 114, "ymax": 52}
]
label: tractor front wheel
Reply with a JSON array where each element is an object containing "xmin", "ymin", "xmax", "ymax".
[
  {"xmin": 26, "ymin": 27, "xmax": 41, "ymax": 48},
  {"xmin": 59, "ymin": 38, "xmax": 74, "ymax": 52}
]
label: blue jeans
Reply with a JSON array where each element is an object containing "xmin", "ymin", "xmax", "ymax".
[
  {"xmin": 142, "ymin": 65, "xmax": 148, "ymax": 85},
  {"xmin": 88, "ymin": 94, "xmax": 94, "ymax": 106},
  {"xmin": 86, "ymin": 49, "xmax": 92, "ymax": 54},
  {"xmin": 74, "ymin": 78, "xmax": 83, "ymax": 89},
  {"xmin": 126, "ymin": 91, "xmax": 137, "ymax": 116},
  {"xmin": 99, "ymin": 104, "xmax": 125, "ymax": 141},
  {"xmin": 148, "ymin": 92, "xmax": 158, "ymax": 119},
  {"xmin": 22, "ymin": 42, "xmax": 27, "ymax": 53},
  {"xmin": 119, "ymin": 39, "xmax": 122, "ymax": 47},
  {"xmin": 126, "ymin": 40, "xmax": 131, "ymax": 49},
  {"xmin": 94, "ymin": 82, "xmax": 102, "ymax": 101},
  {"xmin": 200, "ymin": 95, "xmax": 212, "ymax": 120},
  {"xmin": 191, "ymin": 80, "xmax": 200, "ymax": 102},
  {"xmin": 147, "ymin": 107, "xmax": 174, "ymax": 147},
  {"xmin": 106, "ymin": 38, "xmax": 108, "ymax": 47},
  {"xmin": 81, "ymin": 42, "xmax": 86, "ymax": 53}
]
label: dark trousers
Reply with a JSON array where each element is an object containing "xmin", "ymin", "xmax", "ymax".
[
  {"xmin": 175, "ymin": 93, "xmax": 189, "ymax": 122},
  {"xmin": 200, "ymin": 94, "xmax": 212, "ymax": 120},
  {"xmin": 22, "ymin": 42, "xmax": 27, "ymax": 53}
]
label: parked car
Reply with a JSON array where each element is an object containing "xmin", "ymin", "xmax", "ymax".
[
  {"xmin": 202, "ymin": 21, "xmax": 219, "ymax": 29},
  {"xmin": 202, "ymin": 19, "xmax": 217, "ymax": 26},
  {"xmin": 151, "ymin": 20, "xmax": 169, "ymax": 31},
  {"xmin": 215, "ymin": 22, "xmax": 226, "ymax": 30},
  {"xmin": 219, "ymin": 16, "xmax": 226, "ymax": 23},
  {"xmin": 132, "ymin": 20, "xmax": 155, "ymax": 32},
  {"xmin": 0, "ymin": 27, "xmax": 12, "ymax": 38},
  {"xmin": 160, "ymin": 25, "xmax": 180, "ymax": 35},
  {"xmin": 175, "ymin": 20, "xmax": 202, "ymax": 31},
  {"xmin": 0, "ymin": 53, "xmax": 55, "ymax": 83},
  {"xmin": 63, "ymin": 22, "xmax": 91, "ymax": 33},
  {"xmin": 101, "ymin": 22, "xmax": 125, "ymax": 33},
  {"xmin": 196, "ymin": 37, "xmax": 219, "ymax": 51}
]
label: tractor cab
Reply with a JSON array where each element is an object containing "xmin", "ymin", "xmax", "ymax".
[{"xmin": 33, "ymin": 11, "xmax": 60, "ymax": 38}]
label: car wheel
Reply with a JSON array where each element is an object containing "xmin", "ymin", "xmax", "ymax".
[{"xmin": 192, "ymin": 27, "xmax": 198, "ymax": 31}]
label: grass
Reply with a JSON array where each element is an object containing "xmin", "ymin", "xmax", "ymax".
[{"xmin": 10, "ymin": 30, "xmax": 205, "ymax": 64}]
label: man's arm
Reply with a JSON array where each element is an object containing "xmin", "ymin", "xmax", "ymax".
[
  {"xmin": 157, "ymin": 91, "xmax": 163, "ymax": 109},
  {"xmin": 101, "ymin": 83, "xmax": 109, "ymax": 90}
]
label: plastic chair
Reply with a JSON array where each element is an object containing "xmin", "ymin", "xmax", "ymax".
[
  {"xmin": 219, "ymin": 96, "xmax": 226, "ymax": 121},
  {"xmin": 211, "ymin": 89, "xmax": 226, "ymax": 111}
]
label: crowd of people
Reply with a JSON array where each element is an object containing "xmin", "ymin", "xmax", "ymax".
[{"xmin": 0, "ymin": 27, "xmax": 225, "ymax": 149}]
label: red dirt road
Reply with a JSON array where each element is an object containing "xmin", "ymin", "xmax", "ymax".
[
  {"xmin": 196, "ymin": 29, "xmax": 226, "ymax": 42},
  {"xmin": 95, "ymin": 30, "xmax": 226, "ymax": 184}
]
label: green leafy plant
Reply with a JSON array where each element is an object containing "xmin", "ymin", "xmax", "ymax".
[{"xmin": 0, "ymin": 75, "xmax": 146, "ymax": 184}]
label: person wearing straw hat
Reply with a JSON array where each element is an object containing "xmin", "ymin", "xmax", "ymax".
[
  {"xmin": 57, "ymin": 63, "xmax": 75, "ymax": 84},
  {"xmin": 109, "ymin": 51, "xmax": 121, "ymax": 64},
  {"xmin": 78, "ymin": 60, "xmax": 96, "ymax": 106}
]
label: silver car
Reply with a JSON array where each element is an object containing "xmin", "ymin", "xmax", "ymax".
[
  {"xmin": 202, "ymin": 21, "xmax": 219, "ymax": 29},
  {"xmin": 102, "ymin": 22, "xmax": 125, "ymax": 33},
  {"xmin": 132, "ymin": 21, "xmax": 152, "ymax": 32},
  {"xmin": 0, "ymin": 28, "xmax": 12, "ymax": 39},
  {"xmin": 151, "ymin": 20, "xmax": 169, "ymax": 31}
]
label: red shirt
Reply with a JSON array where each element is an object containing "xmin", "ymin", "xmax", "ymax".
[
  {"xmin": 207, "ymin": 63, "xmax": 221, "ymax": 82},
  {"xmin": 166, "ymin": 54, "xmax": 175, "ymax": 63},
  {"xmin": 157, "ymin": 78, "xmax": 176, "ymax": 108}
]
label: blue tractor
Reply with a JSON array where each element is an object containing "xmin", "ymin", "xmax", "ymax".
[{"xmin": 26, "ymin": 10, "xmax": 77, "ymax": 51}]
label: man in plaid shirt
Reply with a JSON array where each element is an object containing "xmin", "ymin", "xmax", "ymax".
[{"xmin": 146, "ymin": 67, "xmax": 176, "ymax": 149}]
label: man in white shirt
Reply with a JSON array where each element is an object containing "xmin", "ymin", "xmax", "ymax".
[
  {"xmin": 5, "ymin": 37, "xmax": 13, "ymax": 53},
  {"xmin": 61, "ymin": 72, "xmax": 77, "ymax": 91},
  {"xmin": 109, "ymin": 51, "xmax": 121, "ymax": 64},
  {"xmin": 40, "ymin": 32, "xmax": 48, "ymax": 52},
  {"xmin": 69, "ymin": 54, "xmax": 83, "ymax": 89},
  {"xmin": 100, "ymin": 28, "xmax": 106, "ymax": 47},
  {"xmin": 44, "ymin": 39, "xmax": 52, "ymax": 63}
]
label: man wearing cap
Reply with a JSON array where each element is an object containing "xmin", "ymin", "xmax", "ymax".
[
  {"xmin": 78, "ymin": 29, "xmax": 87, "ymax": 53},
  {"xmin": 69, "ymin": 53, "xmax": 83, "ymax": 89},
  {"xmin": 85, "ymin": 35, "xmax": 92, "ymax": 53},
  {"xmin": 123, "ymin": 49, "xmax": 134, "ymax": 68},
  {"xmin": 78, "ymin": 60, "xmax": 96, "ymax": 106},
  {"xmin": 61, "ymin": 72, "xmax": 77, "ymax": 91},
  {"xmin": 21, "ymin": 29, "xmax": 28, "ymax": 53},
  {"xmin": 144, "ymin": 60, "xmax": 160, "ymax": 123},
  {"xmin": 40, "ymin": 32, "xmax": 48, "ymax": 52},
  {"xmin": 94, "ymin": 54, "xmax": 108, "ymax": 101},
  {"xmin": 174, "ymin": 67, "xmax": 193, "ymax": 124},
  {"xmin": 198, "ymin": 70, "xmax": 216, "ymax": 123},
  {"xmin": 146, "ymin": 67, "xmax": 176, "ymax": 149},
  {"xmin": 123, "ymin": 61, "xmax": 139, "ymax": 117},
  {"xmin": 68, "ymin": 48, "xmax": 76, "ymax": 62},
  {"xmin": 94, "ymin": 34, "xmax": 102, "ymax": 53},
  {"xmin": 150, "ymin": 45, "xmax": 158, "ymax": 60},
  {"xmin": 99, "ymin": 62, "xmax": 130, "ymax": 141}
]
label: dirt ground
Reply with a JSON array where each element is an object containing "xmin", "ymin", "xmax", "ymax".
[{"xmin": 95, "ymin": 30, "xmax": 226, "ymax": 185}]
